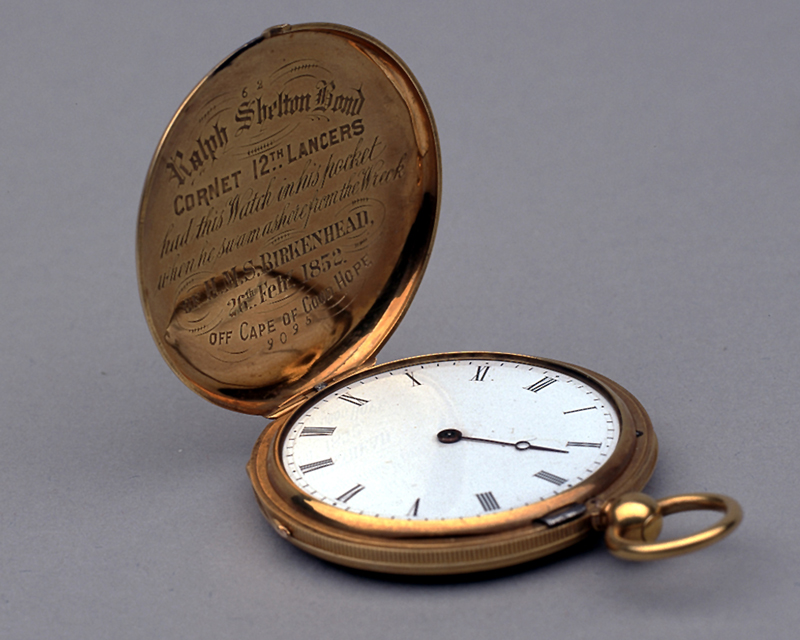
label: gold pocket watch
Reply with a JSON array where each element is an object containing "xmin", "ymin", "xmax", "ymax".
[{"xmin": 137, "ymin": 23, "xmax": 741, "ymax": 575}]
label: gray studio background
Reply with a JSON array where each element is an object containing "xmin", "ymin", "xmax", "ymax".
[{"xmin": 1, "ymin": 1, "xmax": 798, "ymax": 638}]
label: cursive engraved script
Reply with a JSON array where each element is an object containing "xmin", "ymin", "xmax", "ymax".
[{"xmin": 139, "ymin": 37, "xmax": 432, "ymax": 395}]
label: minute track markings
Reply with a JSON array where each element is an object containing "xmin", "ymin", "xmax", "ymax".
[{"xmin": 279, "ymin": 356, "xmax": 621, "ymax": 522}]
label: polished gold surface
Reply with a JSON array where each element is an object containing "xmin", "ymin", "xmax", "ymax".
[
  {"xmin": 604, "ymin": 492, "xmax": 743, "ymax": 561},
  {"xmin": 602, "ymin": 492, "xmax": 663, "ymax": 542},
  {"xmin": 247, "ymin": 352, "xmax": 659, "ymax": 574},
  {"xmin": 138, "ymin": 24, "xmax": 439, "ymax": 415}
]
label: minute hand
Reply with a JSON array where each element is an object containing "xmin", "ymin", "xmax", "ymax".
[{"xmin": 460, "ymin": 435, "xmax": 568, "ymax": 453}]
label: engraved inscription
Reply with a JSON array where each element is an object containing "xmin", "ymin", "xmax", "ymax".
[
  {"xmin": 165, "ymin": 123, "xmax": 231, "ymax": 189},
  {"xmin": 138, "ymin": 31, "xmax": 436, "ymax": 400},
  {"xmin": 234, "ymin": 79, "xmax": 365, "ymax": 134}
]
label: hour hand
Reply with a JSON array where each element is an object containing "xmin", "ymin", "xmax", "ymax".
[{"xmin": 437, "ymin": 429, "xmax": 568, "ymax": 453}]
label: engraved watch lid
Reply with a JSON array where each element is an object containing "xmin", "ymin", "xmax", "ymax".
[{"xmin": 137, "ymin": 23, "xmax": 440, "ymax": 416}]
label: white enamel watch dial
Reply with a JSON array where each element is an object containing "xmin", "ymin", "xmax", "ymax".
[{"xmin": 280, "ymin": 355, "xmax": 621, "ymax": 522}]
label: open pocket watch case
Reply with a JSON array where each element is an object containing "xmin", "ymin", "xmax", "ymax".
[{"xmin": 137, "ymin": 23, "xmax": 741, "ymax": 575}]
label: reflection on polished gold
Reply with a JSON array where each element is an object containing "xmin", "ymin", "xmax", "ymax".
[
  {"xmin": 138, "ymin": 24, "xmax": 439, "ymax": 415},
  {"xmin": 603, "ymin": 492, "xmax": 743, "ymax": 561}
]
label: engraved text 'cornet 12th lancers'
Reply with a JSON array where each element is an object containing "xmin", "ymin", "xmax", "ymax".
[{"xmin": 137, "ymin": 23, "xmax": 741, "ymax": 574}]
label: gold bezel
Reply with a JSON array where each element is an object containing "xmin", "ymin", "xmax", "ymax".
[{"xmin": 247, "ymin": 351, "xmax": 658, "ymax": 573}]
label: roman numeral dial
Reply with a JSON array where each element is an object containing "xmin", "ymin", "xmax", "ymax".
[{"xmin": 280, "ymin": 355, "xmax": 622, "ymax": 522}]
